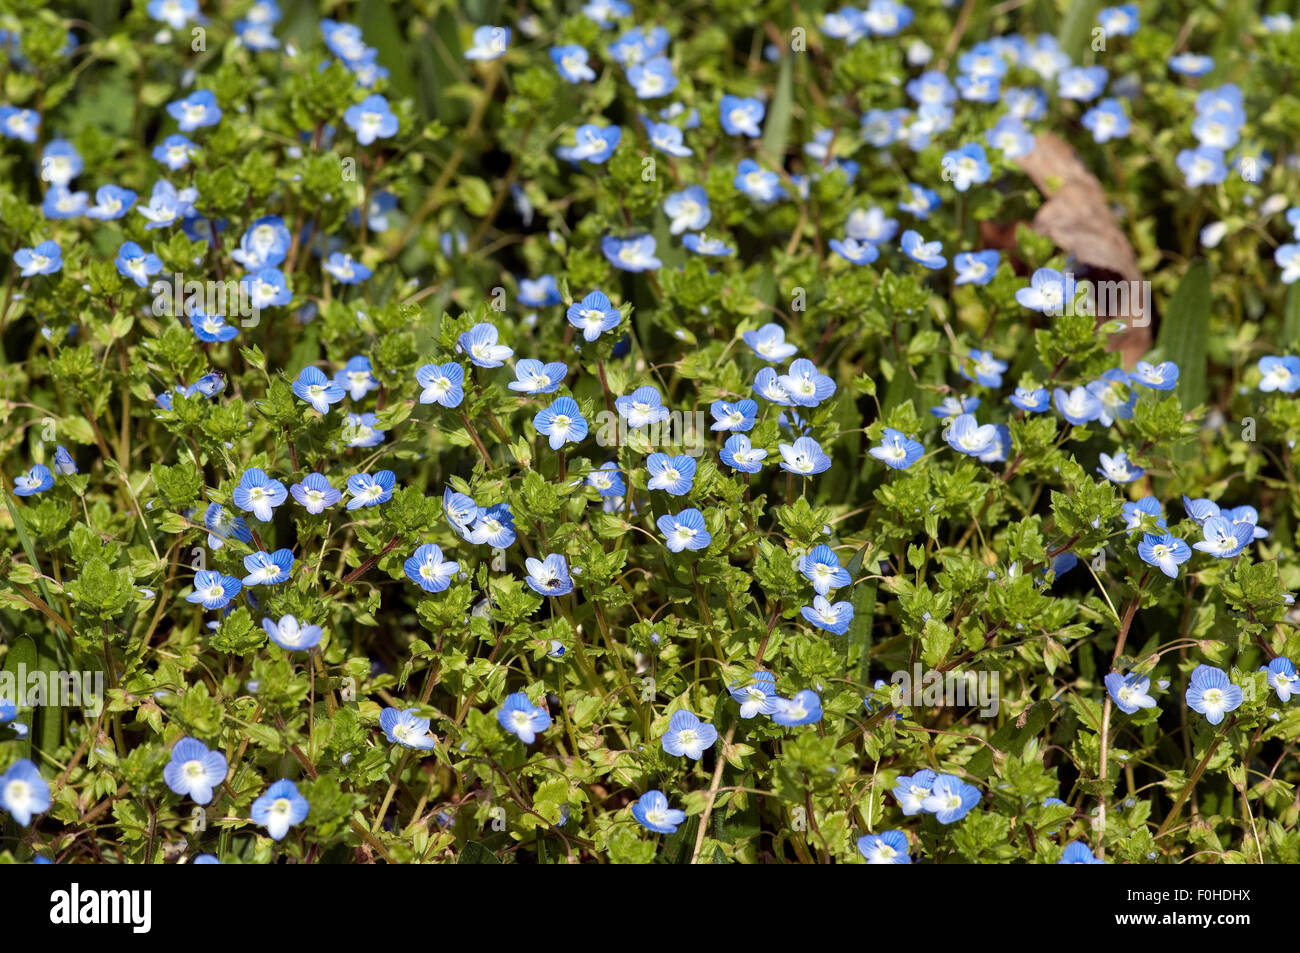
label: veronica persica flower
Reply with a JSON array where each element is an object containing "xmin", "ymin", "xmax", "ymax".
[
  {"xmin": 646, "ymin": 453, "xmax": 697, "ymax": 496},
  {"xmin": 293, "ymin": 366, "xmax": 346, "ymax": 413},
  {"xmin": 0, "ymin": 106, "xmax": 39, "ymax": 143},
  {"xmin": 899, "ymin": 182, "xmax": 941, "ymax": 218},
  {"xmin": 961, "ymin": 350, "xmax": 1007, "ymax": 388},
  {"xmin": 1097, "ymin": 451, "xmax": 1144, "ymax": 484},
  {"xmin": 1009, "ymin": 386, "xmax": 1049, "ymax": 413},
  {"xmin": 233, "ymin": 467, "xmax": 287, "ymax": 522},
  {"xmin": 189, "ymin": 310, "xmax": 238, "ymax": 343},
  {"xmin": 587, "ymin": 461, "xmax": 626, "ymax": 497},
  {"xmin": 404, "ymin": 543, "xmax": 459, "ymax": 593},
  {"xmin": 799, "ymin": 545, "xmax": 851, "ymax": 596},
  {"xmin": 868, "ymin": 428, "xmax": 924, "ymax": 469},
  {"xmin": 466, "ymin": 503, "xmax": 515, "ymax": 548},
  {"xmin": 465, "ymin": 25, "xmax": 510, "ymax": 61},
  {"xmin": 153, "ymin": 133, "xmax": 196, "ymax": 170},
  {"xmin": 533, "ymin": 396, "xmax": 588, "ymax": 449},
  {"xmin": 779, "ymin": 436, "xmax": 831, "ymax": 475},
  {"xmin": 168, "ymin": 89, "xmax": 222, "ymax": 131},
  {"xmin": 1053, "ymin": 386, "xmax": 1104, "ymax": 425},
  {"xmin": 953, "ymin": 250, "xmax": 999, "ymax": 285},
  {"xmin": 13, "ymin": 464, "xmax": 53, "ymax": 496},
  {"xmin": 1261, "ymin": 658, "xmax": 1298, "ymax": 703},
  {"xmin": 1104, "ymin": 673, "xmax": 1157, "ymax": 714},
  {"xmin": 663, "ymin": 186, "xmax": 710, "ymax": 235},
  {"xmin": 921, "ymin": 774, "xmax": 981, "ymax": 823},
  {"xmin": 720, "ymin": 434, "xmax": 767, "ymax": 473},
  {"xmin": 628, "ymin": 56, "xmax": 676, "ymax": 98},
  {"xmin": 1176, "ymin": 145, "xmax": 1227, "ymax": 187},
  {"xmin": 752, "ymin": 368, "xmax": 793, "ymax": 406},
  {"xmin": 380, "ymin": 708, "xmax": 437, "ymax": 750},
  {"xmin": 509, "ymin": 359, "xmax": 567, "ymax": 395},
  {"xmin": 1123, "ymin": 497, "xmax": 1164, "ymax": 531},
  {"xmin": 771, "ymin": 690, "xmax": 824, "ymax": 726},
  {"xmin": 631, "ymin": 790, "xmax": 685, "ymax": 834},
  {"xmin": 458, "ymin": 322, "xmax": 512, "ymax": 367},
  {"xmin": 1193, "ymin": 516, "xmax": 1253, "ymax": 559},
  {"xmin": 710, "ymin": 399, "xmax": 757, "ymax": 432},
  {"xmin": 347, "ymin": 470, "xmax": 396, "ymax": 509},
  {"xmin": 941, "ymin": 143, "xmax": 991, "ymax": 191},
  {"xmin": 801, "ymin": 595, "xmax": 853, "ymax": 634},
  {"xmin": 323, "ymin": 252, "xmax": 371, "ymax": 284},
  {"xmin": 616, "ymin": 385, "xmax": 670, "ymax": 427},
  {"xmin": 497, "ymin": 693, "xmax": 551, "ymax": 744},
  {"xmin": 525, "ymin": 554, "xmax": 574, "ymax": 596},
  {"xmin": 243, "ymin": 549, "xmax": 294, "ymax": 587},
  {"xmin": 115, "ymin": 241, "xmax": 163, "ymax": 287},
  {"xmin": 163, "ymin": 737, "xmax": 228, "ymax": 805},
  {"xmin": 250, "ymin": 779, "xmax": 309, "ymax": 841},
  {"xmin": 203, "ymin": 503, "xmax": 252, "ymax": 549},
  {"xmin": 892, "ymin": 769, "xmax": 937, "ymax": 815},
  {"xmin": 232, "ymin": 216, "xmax": 291, "ymax": 269},
  {"xmin": 778, "ymin": 359, "xmax": 836, "ymax": 407},
  {"xmin": 1169, "ymin": 52, "xmax": 1214, "ymax": 76},
  {"xmin": 734, "ymin": 159, "xmax": 785, "ymax": 203},
  {"xmin": 657, "ymin": 508, "xmax": 711, "ymax": 552},
  {"xmin": 14, "ymin": 240, "xmax": 62, "ymax": 276},
  {"xmin": 986, "ymin": 115, "xmax": 1035, "ymax": 158},
  {"xmin": 1184, "ymin": 665, "xmax": 1243, "ymax": 725},
  {"xmin": 602, "ymin": 233, "xmax": 662, "ymax": 271},
  {"xmin": 743, "ymin": 323, "xmax": 798, "ymax": 361},
  {"xmin": 858, "ymin": 830, "xmax": 911, "ymax": 864},
  {"xmin": 41, "ymin": 141, "xmax": 84, "ymax": 188},
  {"xmin": 560, "ymin": 123, "xmax": 620, "ymax": 164},
  {"xmin": 944, "ymin": 413, "xmax": 998, "ymax": 457},
  {"xmin": 1258, "ymin": 355, "xmax": 1300, "ymax": 393},
  {"xmin": 416, "ymin": 362, "xmax": 465, "ymax": 408},
  {"xmin": 720, "ymin": 94, "xmax": 764, "ymax": 136},
  {"xmin": 519, "ymin": 275, "xmax": 561, "ymax": 308},
  {"xmin": 343, "ymin": 412, "xmax": 385, "ymax": 448},
  {"xmin": 186, "ymin": 571, "xmax": 242, "ymax": 610},
  {"xmin": 242, "ymin": 268, "xmax": 292, "ymax": 308},
  {"xmin": 344, "ymin": 94, "xmax": 398, "ymax": 145},
  {"xmin": 567, "ymin": 290, "xmax": 622, "ymax": 341},
  {"xmin": 829, "ymin": 237, "xmax": 880, "ymax": 265},
  {"xmin": 0, "ymin": 759, "xmax": 50, "ymax": 827},
  {"xmin": 730, "ymin": 670, "xmax": 779, "ymax": 718},
  {"xmin": 334, "ymin": 356, "xmax": 378, "ymax": 401},
  {"xmin": 1136, "ymin": 533, "xmax": 1190, "ymax": 579},
  {"xmin": 262, "ymin": 615, "xmax": 323, "ymax": 651},
  {"xmin": 931, "ymin": 395, "xmax": 979, "ymax": 418},
  {"xmin": 1017, "ymin": 267, "xmax": 1071, "ymax": 313},
  {"xmin": 644, "ymin": 118, "xmax": 693, "ymax": 157},
  {"xmin": 1059, "ymin": 841, "xmax": 1104, "ymax": 864},
  {"xmin": 53, "ymin": 446, "xmax": 76, "ymax": 476},
  {"xmin": 1276, "ymin": 245, "xmax": 1300, "ymax": 285},
  {"xmin": 148, "ymin": 0, "xmax": 199, "ymax": 29},
  {"xmin": 443, "ymin": 489, "xmax": 479, "ymax": 539},
  {"xmin": 661, "ymin": 709, "xmax": 718, "ymax": 759},
  {"xmin": 551, "ymin": 44, "xmax": 596, "ymax": 82}
]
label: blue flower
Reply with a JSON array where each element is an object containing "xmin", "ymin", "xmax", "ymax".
[
  {"xmin": 944, "ymin": 413, "xmax": 998, "ymax": 456},
  {"xmin": 1176, "ymin": 145, "xmax": 1227, "ymax": 187},
  {"xmin": 242, "ymin": 268, "xmax": 292, "ymax": 309},
  {"xmin": 628, "ymin": 56, "xmax": 676, "ymax": 98},
  {"xmin": 1222, "ymin": 506, "xmax": 1268, "ymax": 540},
  {"xmin": 1059, "ymin": 841, "xmax": 1104, "ymax": 864},
  {"xmin": 986, "ymin": 115, "xmax": 1036, "ymax": 158},
  {"xmin": 380, "ymin": 708, "xmax": 437, "ymax": 750},
  {"xmin": 954, "ymin": 250, "xmax": 999, "ymax": 285},
  {"xmin": 186, "ymin": 571, "xmax": 243, "ymax": 610},
  {"xmin": 892, "ymin": 769, "xmax": 937, "ymax": 814},
  {"xmin": 347, "ymin": 470, "xmax": 396, "ymax": 509},
  {"xmin": 168, "ymin": 89, "xmax": 222, "ymax": 131},
  {"xmin": 1098, "ymin": 4, "xmax": 1139, "ymax": 36},
  {"xmin": 519, "ymin": 274, "xmax": 561, "ymax": 308},
  {"xmin": 646, "ymin": 453, "xmax": 697, "ymax": 496},
  {"xmin": 1016, "ymin": 267, "xmax": 1066, "ymax": 312},
  {"xmin": 900, "ymin": 229, "xmax": 946, "ymax": 268},
  {"xmin": 1097, "ymin": 451, "xmax": 1144, "ymax": 484},
  {"xmin": 608, "ymin": 24, "xmax": 667, "ymax": 64},
  {"xmin": 1104, "ymin": 673, "xmax": 1157, "ymax": 714},
  {"xmin": 262, "ymin": 614, "xmax": 323, "ymax": 651},
  {"xmin": 778, "ymin": 436, "xmax": 831, "ymax": 475},
  {"xmin": 657, "ymin": 508, "xmax": 711, "ymax": 552},
  {"xmin": 335, "ymin": 356, "xmax": 378, "ymax": 401},
  {"xmin": 710, "ymin": 399, "xmax": 757, "ymax": 432},
  {"xmin": 921, "ymin": 774, "xmax": 981, "ymax": 823},
  {"xmin": 743, "ymin": 323, "xmax": 798, "ymax": 362},
  {"xmin": 250, "ymin": 779, "xmax": 309, "ymax": 841},
  {"xmin": 1184, "ymin": 664, "xmax": 1243, "ymax": 725},
  {"xmin": 343, "ymin": 412, "xmax": 385, "ymax": 448},
  {"xmin": 720, "ymin": 434, "xmax": 767, "ymax": 473},
  {"xmin": 961, "ymin": 350, "xmax": 1007, "ymax": 388},
  {"xmin": 203, "ymin": 503, "xmax": 252, "ymax": 549},
  {"xmin": 288, "ymin": 474, "xmax": 341, "ymax": 515},
  {"xmin": 525, "ymin": 554, "xmax": 574, "ymax": 596},
  {"xmin": 189, "ymin": 310, "xmax": 238, "ymax": 343},
  {"xmin": 323, "ymin": 251, "xmax": 372, "ymax": 284},
  {"xmin": 899, "ymin": 183, "xmax": 941, "ymax": 219},
  {"xmin": 1276, "ymin": 245, "xmax": 1300, "ymax": 285},
  {"xmin": 458, "ymin": 322, "xmax": 513, "ymax": 367},
  {"xmin": 233, "ymin": 467, "xmax": 287, "ymax": 522},
  {"xmin": 153, "ymin": 133, "xmax": 197, "ymax": 170},
  {"xmin": 163, "ymin": 737, "xmax": 228, "ymax": 805},
  {"xmin": 1169, "ymin": 52, "xmax": 1214, "ymax": 77},
  {"xmin": 778, "ymin": 359, "xmax": 836, "ymax": 407},
  {"xmin": 930, "ymin": 395, "xmax": 980, "ymax": 418},
  {"xmin": 587, "ymin": 461, "xmax": 626, "ymax": 497},
  {"xmin": 1258, "ymin": 355, "xmax": 1300, "ymax": 393},
  {"xmin": 644, "ymin": 118, "xmax": 693, "ymax": 157},
  {"xmin": 846, "ymin": 206, "xmax": 898, "ymax": 243},
  {"xmin": 869, "ymin": 428, "xmax": 924, "ymax": 469},
  {"xmin": 148, "ymin": 0, "xmax": 198, "ymax": 28},
  {"xmin": 720, "ymin": 94, "xmax": 764, "ymax": 136},
  {"xmin": 82, "ymin": 183, "xmax": 134, "ymax": 222},
  {"xmin": 730, "ymin": 670, "xmax": 779, "ymax": 718},
  {"xmin": 290, "ymin": 366, "xmax": 344, "ymax": 414},
  {"xmin": 14, "ymin": 240, "xmax": 62, "ymax": 276},
  {"xmin": 115, "ymin": 241, "xmax": 163, "ymax": 287},
  {"xmin": 941, "ymin": 143, "xmax": 991, "ymax": 191},
  {"xmin": 560, "ymin": 123, "xmax": 621, "ymax": 164},
  {"xmin": 443, "ymin": 489, "xmax": 479, "ymax": 539},
  {"xmin": 799, "ymin": 545, "xmax": 851, "ymax": 596},
  {"xmin": 1193, "ymin": 516, "xmax": 1253, "ymax": 558},
  {"xmin": 551, "ymin": 44, "xmax": 597, "ymax": 83},
  {"xmin": 13, "ymin": 464, "xmax": 53, "ymax": 496},
  {"xmin": 344, "ymin": 94, "xmax": 398, "ymax": 145},
  {"xmin": 416, "ymin": 362, "xmax": 465, "ymax": 408},
  {"xmin": 734, "ymin": 159, "xmax": 785, "ymax": 203},
  {"xmin": 0, "ymin": 105, "xmax": 40, "ymax": 142},
  {"xmin": 242, "ymin": 548, "xmax": 294, "ymax": 587},
  {"xmin": 616, "ymin": 385, "xmax": 670, "ymax": 427},
  {"xmin": 465, "ymin": 25, "xmax": 510, "ymax": 61},
  {"xmin": 52, "ymin": 446, "xmax": 76, "ymax": 475},
  {"xmin": 1123, "ymin": 497, "xmax": 1165, "ymax": 531},
  {"xmin": 1087, "ymin": 369, "xmax": 1136, "ymax": 426},
  {"xmin": 829, "ymin": 237, "xmax": 880, "ymax": 266},
  {"xmin": 800, "ymin": 595, "xmax": 853, "ymax": 634},
  {"xmin": 509, "ymin": 359, "xmax": 568, "ymax": 395},
  {"xmin": 497, "ymin": 693, "xmax": 551, "ymax": 743},
  {"xmin": 404, "ymin": 543, "xmax": 459, "ymax": 593},
  {"xmin": 1009, "ymin": 386, "xmax": 1050, "ymax": 413},
  {"xmin": 771, "ymin": 689, "xmax": 823, "ymax": 726},
  {"xmin": 858, "ymin": 830, "xmax": 911, "ymax": 864},
  {"xmin": 663, "ymin": 185, "xmax": 710, "ymax": 235},
  {"xmin": 533, "ymin": 396, "xmax": 588, "ymax": 449},
  {"xmin": 567, "ymin": 290, "xmax": 622, "ymax": 342},
  {"xmin": 0, "ymin": 759, "xmax": 50, "ymax": 827},
  {"xmin": 1137, "ymin": 533, "xmax": 1191, "ymax": 578},
  {"xmin": 1261, "ymin": 658, "xmax": 1298, "ymax": 703},
  {"xmin": 907, "ymin": 70, "xmax": 956, "ymax": 106},
  {"xmin": 1058, "ymin": 65, "xmax": 1108, "ymax": 101},
  {"xmin": 468, "ymin": 503, "xmax": 516, "ymax": 547},
  {"xmin": 661, "ymin": 709, "xmax": 718, "ymax": 759},
  {"xmin": 231, "ymin": 216, "xmax": 291, "ymax": 270},
  {"xmin": 1053, "ymin": 386, "xmax": 1104, "ymax": 425},
  {"xmin": 1082, "ymin": 98, "xmax": 1130, "ymax": 142},
  {"xmin": 631, "ymin": 790, "xmax": 686, "ymax": 834}
]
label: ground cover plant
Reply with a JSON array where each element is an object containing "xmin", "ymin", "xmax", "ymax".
[{"xmin": 1, "ymin": 0, "xmax": 1299, "ymax": 865}]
